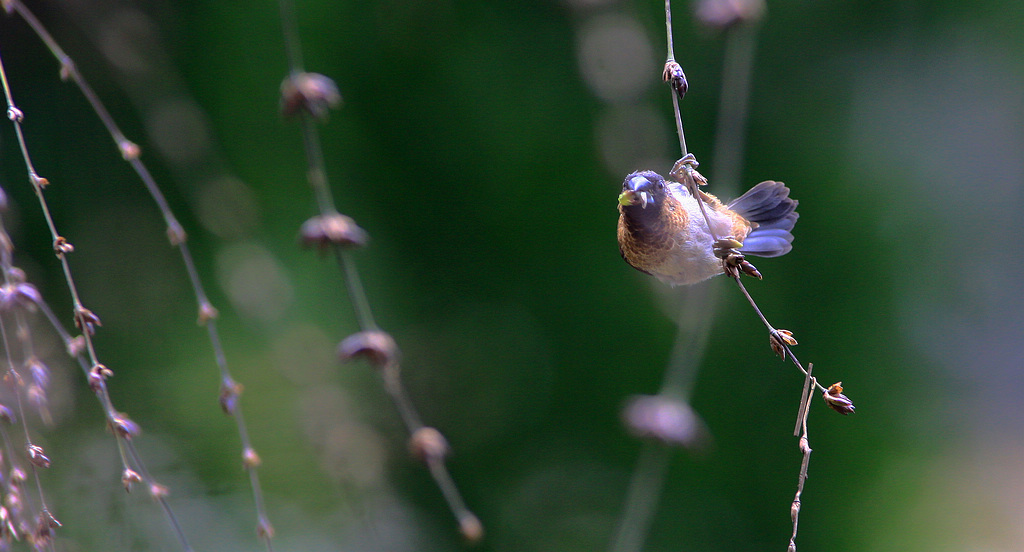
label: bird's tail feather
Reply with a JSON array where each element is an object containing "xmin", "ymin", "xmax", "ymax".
[{"xmin": 727, "ymin": 180, "xmax": 798, "ymax": 258}]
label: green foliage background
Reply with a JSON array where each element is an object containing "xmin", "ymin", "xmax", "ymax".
[{"xmin": 2, "ymin": 0, "xmax": 1023, "ymax": 550}]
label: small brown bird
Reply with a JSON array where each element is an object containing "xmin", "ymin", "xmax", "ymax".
[{"xmin": 617, "ymin": 170, "xmax": 798, "ymax": 285}]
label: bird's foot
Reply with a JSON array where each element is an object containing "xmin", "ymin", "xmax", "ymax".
[
  {"xmin": 715, "ymin": 238, "xmax": 762, "ymax": 280},
  {"xmin": 669, "ymin": 154, "xmax": 708, "ymax": 187}
]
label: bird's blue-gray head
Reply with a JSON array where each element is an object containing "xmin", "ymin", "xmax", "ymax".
[{"xmin": 618, "ymin": 170, "xmax": 667, "ymax": 209}]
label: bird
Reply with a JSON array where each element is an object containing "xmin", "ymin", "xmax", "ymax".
[{"xmin": 617, "ymin": 169, "xmax": 798, "ymax": 286}]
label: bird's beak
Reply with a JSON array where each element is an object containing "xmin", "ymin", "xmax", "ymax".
[
  {"xmin": 620, "ymin": 174, "xmax": 654, "ymax": 208},
  {"xmin": 618, "ymin": 190, "xmax": 649, "ymax": 208}
]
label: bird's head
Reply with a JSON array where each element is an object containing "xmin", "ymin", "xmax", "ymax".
[{"xmin": 618, "ymin": 171, "xmax": 668, "ymax": 211}]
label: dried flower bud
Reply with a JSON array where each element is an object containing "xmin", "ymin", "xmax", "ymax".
[
  {"xmin": 242, "ymin": 447, "xmax": 261, "ymax": 469},
  {"xmin": 823, "ymin": 382, "xmax": 855, "ymax": 415},
  {"xmin": 459, "ymin": 512, "xmax": 484, "ymax": 544},
  {"xmin": 695, "ymin": 0, "xmax": 765, "ymax": 30},
  {"xmin": 122, "ymin": 468, "xmax": 142, "ymax": 492},
  {"xmin": 0, "ymin": 404, "xmax": 13, "ymax": 424},
  {"xmin": 31, "ymin": 173, "xmax": 48, "ymax": 189},
  {"xmin": 300, "ymin": 213, "xmax": 368, "ymax": 251},
  {"xmin": 67, "ymin": 335, "xmax": 87, "ymax": 357},
  {"xmin": 409, "ymin": 427, "xmax": 449, "ymax": 463},
  {"xmin": 280, "ymin": 72, "xmax": 342, "ymax": 120},
  {"xmin": 118, "ymin": 139, "xmax": 141, "ymax": 161},
  {"xmin": 10, "ymin": 466, "xmax": 27, "ymax": 484},
  {"xmin": 74, "ymin": 306, "xmax": 102, "ymax": 335},
  {"xmin": 2, "ymin": 370, "xmax": 21, "ymax": 389},
  {"xmin": 662, "ymin": 60, "xmax": 688, "ymax": 99},
  {"xmin": 337, "ymin": 330, "xmax": 399, "ymax": 369},
  {"xmin": 257, "ymin": 515, "xmax": 276, "ymax": 540},
  {"xmin": 110, "ymin": 415, "xmax": 141, "ymax": 440},
  {"xmin": 0, "ymin": 282, "xmax": 41, "ymax": 311},
  {"xmin": 0, "ymin": 506, "xmax": 14, "ymax": 540},
  {"xmin": 27, "ymin": 357, "xmax": 48, "ymax": 389},
  {"xmin": 52, "ymin": 236, "xmax": 74, "ymax": 255},
  {"xmin": 622, "ymin": 395, "xmax": 704, "ymax": 447},
  {"xmin": 31, "ymin": 509, "xmax": 60, "ymax": 548},
  {"xmin": 149, "ymin": 483, "xmax": 169, "ymax": 500},
  {"xmin": 26, "ymin": 385, "xmax": 48, "ymax": 420},
  {"xmin": 219, "ymin": 378, "xmax": 243, "ymax": 415},
  {"xmin": 769, "ymin": 328, "xmax": 797, "ymax": 360},
  {"xmin": 6, "ymin": 107, "xmax": 23, "ymax": 123},
  {"xmin": 88, "ymin": 364, "xmax": 113, "ymax": 392},
  {"xmin": 166, "ymin": 220, "xmax": 187, "ymax": 246},
  {"xmin": 27, "ymin": 445, "xmax": 50, "ymax": 469},
  {"xmin": 197, "ymin": 301, "xmax": 219, "ymax": 325}
]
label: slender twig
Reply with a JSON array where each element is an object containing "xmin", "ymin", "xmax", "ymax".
[
  {"xmin": 728, "ymin": 274, "xmax": 827, "ymax": 393},
  {"xmin": 610, "ymin": 2, "xmax": 763, "ymax": 551},
  {"xmin": 788, "ymin": 364, "xmax": 814, "ymax": 552},
  {"xmin": 710, "ymin": 25, "xmax": 759, "ymax": 194},
  {"xmin": 4, "ymin": 2, "xmax": 277, "ymax": 547},
  {"xmin": 664, "ymin": 0, "xmax": 687, "ymax": 156},
  {"xmin": 276, "ymin": 0, "xmax": 480, "ymax": 541},
  {"xmin": 0, "ymin": 39, "xmax": 194, "ymax": 552}
]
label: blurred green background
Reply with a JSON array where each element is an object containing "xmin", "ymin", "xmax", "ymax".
[{"xmin": 2, "ymin": 0, "xmax": 1023, "ymax": 550}]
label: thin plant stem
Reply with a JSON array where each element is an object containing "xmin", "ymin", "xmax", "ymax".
[
  {"xmin": 610, "ymin": 3, "xmax": 764, "ymax": 551},
  {"xmin": 276, "ymin": 0, "xmax": 479, "ymax": 539},
  {"xmin": 0, "ymin": 41, "xmax": 194, "ymax": 552},
  {"xmin": 728, "ymin": 274, "xmax": 827, "ymax": 394},
  {"xmin": 608, "ymin": 442, "xmax": 672, "ymax": 552},
  {"xmin": 665, "ymin": 0, "xmax": 687, "ymax": 156},
  {"xmin": 788, "ymin": 364, "xmax": 814, "ymax": 552},
  {"xmin": 5, "ymin": 3, "xmax": 277, "ymax": 548},
  {"xmin": 710, "ymin": 24, "xmax": 759, "ymax": 194}
]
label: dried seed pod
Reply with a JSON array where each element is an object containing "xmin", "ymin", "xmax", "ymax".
[
  {"xmin": 118, "ymin": 139, "xmax": 141, "ymax": 161},
  {"xmin": 74, "ymin": 306, "xmax": 102, "ymax": 335},
  {"xmin": 87, "ymin": 363, "xmax": 114, "ymax": 392},
  {"xmin": 662, "ymin": 60, "xmax": 688, "ymax": 99},
  {"xmin": 67, "ymin": 335, "xmax": 87, "ymax": 357},
  {"xmin": 242, "ymin": 447, "xmax": 262, "ymax": 469},
  {"xmin": 823, "ymin": 382, "xmax": 855, "ymax": 415},
  {"xmin": 31, "ymin": 173, "xmax": 49, "ymax": 189},
  {"xmin": 300, "ymin": 212, "xmax": 368, "ymax": 251},
  {"xmin": 52, "ymin": 236, "xmax": 74, "ymax": 255},
  {"xmin": 198, "ymin": 301, "xmax": 219, "ymax": 325},
  {"xmin": 257, "ymin": 516, "xmax": 276, "ymax": 540},
  {"xmin": 166, "ymin": 220, "xmax": 187, "ymax": 246},
  {"xmin": 27, "ymin": 445, "xmax": 50, "ymax": 469},
  {"xmin": 219, "ymin": 377, "xmax": 243, "ymax": 415},
  {"xmin": 110, "ymin": 415, "xmax": 141, "ymax": 440},
  {"xmin": 122, "ymin": 468, "xmax": 142, "ymax": 492},
  {"xmin": 280, "ymin": 72, "xmax": 342, "ymax": 120},
  {"xmin": 695, "ymin": 0, "xmax": 766, "ymax": 30},
  {"xmin": 459, "ymin": 512, "xmax": 484, "ymax": 544},
  {"xmin": 622, "ymin": 394, "xmax": 704, "ymax": 448},
  {"xmin": 770, "ymin": 328, "xmax": 797, "ymax": 359},
  {"xmin": 149, "ymin": 483, "xmax": 169, "ymax": 500},
  {"xmin": 409, "ymin": 427, "xmax": 449, "ymax": 463},
  {"xmin": 337, "ymin": 330, "xmax": 399, "ymax": 369}
]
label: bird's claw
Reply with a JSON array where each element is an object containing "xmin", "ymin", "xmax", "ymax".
[
  {"xmin": 716, "ymin": 238, "xmax": 762, "ymax": 280},
  {"xmin": 669, "ymin": 154, "xmax": 708, "ymax": 187}
]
